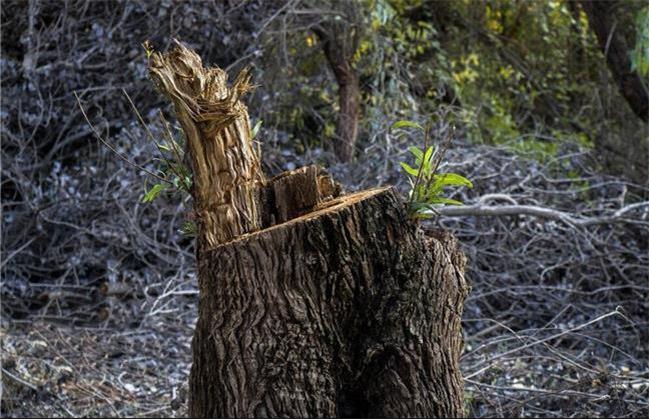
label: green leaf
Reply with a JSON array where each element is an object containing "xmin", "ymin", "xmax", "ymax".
[
  {"xmin": 410, "ymin": 202, "xmax": 430, "ymax": 211},
  {"xmin": 142, "ymin": 183, "xmax": 167, "ymax": 203},
  {"xmin": 391, "ymin": 120, "xmax": 424, "ymax": 131},
  {"xmin": 414, "ymin": 211, "xmax": 435, "ymax": 219},
  {"xmin": 409, "ymin": 202, "xmax": 437, "ymax": 219},
  {"xmin": 408, "ymin": 146, "xmax": 424, "ymax": 162},
  {"xmin": 429, "ymin": 197, "xmax": 464, "ymax": 206},
  {"xmin": 422, "ymin": 146, "xmax": 435, "ymax": 172},
  {"xmin": 251, "ymin": 119, "xmax": 263, "ymax": 139},
  {"xmin": 424, "ymin": 183, "xmax": 444, "ymax": 201},
  {"xmin": 180, "ymin": 220, "xmax": 197, "ymax": 236},
  {"xmin": 400, "ymin": 162, "xmax": 420, "ymax": 177},
  {"xmin": 434, "ymin": 173, "xmax": 474, "ymax": 188},
  {"xmin": 415, "ymin": 182, "xmax": 429, "ymax": 198},
  {"xmin": 183, "ymin": 175, "xmax": 192, "ymax": 191}
]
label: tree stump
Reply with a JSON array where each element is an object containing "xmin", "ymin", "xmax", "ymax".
[{"xmin": 149, "ymin": 41, "xmax": 470, "ymax": 418}]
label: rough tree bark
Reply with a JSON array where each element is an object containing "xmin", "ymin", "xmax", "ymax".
[{"xmin": 149, "ymin": 41, "xmax": 469, "ymax": 418}]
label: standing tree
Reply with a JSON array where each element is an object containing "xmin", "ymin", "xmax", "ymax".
[
  {"xmin": 149, "ymin": 41, "xmax": 469, "ymax": 418},
  {"xmin": 579, "ymin": 0, "xmax": 649, "ymax": 185},
  {"xmin": 580, "ymin": 0, "xmax": 648, "ymax": 122},
  {"xmin": 310, "ymin": 2, "xmax": 363, "ymax": 162}
]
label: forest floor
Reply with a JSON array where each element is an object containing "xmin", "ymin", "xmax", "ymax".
[{"xmin": 2, "ymin": 139, "xmax": 648, "ymax": 418}]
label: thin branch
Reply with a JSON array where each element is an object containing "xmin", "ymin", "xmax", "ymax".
[
  {"xmin": 466, "ymin": 309, "xmax": 623, "ymax": 373},
  {"xmin": 0, "ymin": 237, "xmax": 36, "ymax": 269},
  {"xmin": 73, "ymin": 91, "xmax": 172, "ymax": 185},
  {"xmin": 436, "ymin": 199, "xmax": 649, "ymax": 227},
  {"xmin": 2, "ymin": 368, "xmax": 39, "ymax": 391},
  {"xmin": 122, "ymin": 89, "xmax": 187, "ymax": 188}
]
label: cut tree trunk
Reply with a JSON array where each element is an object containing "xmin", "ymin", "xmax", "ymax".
[
  {"xmin": 190, "ymin": 187, "xmax": 470, "ymax": 418},
  {"xmin": 149, "ymin": 41, "xmax": 470, "ymax": 418}
]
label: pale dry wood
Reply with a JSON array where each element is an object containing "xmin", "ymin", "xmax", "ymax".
[
  {"xmin": 148, "ymin": 40, "xmax": 265, "ymax": 248},
  {"xmin": 437, "ymin": 194, "xmax": 649, "ymax": 227}
]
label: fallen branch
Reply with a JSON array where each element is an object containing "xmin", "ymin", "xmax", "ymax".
[
  {"xmin": 436, "ymin": 194, "xmax": 649, "ymax": 227},
  {"xmin": 2, "ymin": 367, "xmax": 39, "ymax": 391}
]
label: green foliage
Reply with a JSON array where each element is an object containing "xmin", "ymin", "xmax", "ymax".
[
  {"xmin": 250, "ymin": 119, "xmax": 263, "ymax": 139},
  {"xmin": 391, "ymin": 120, "xmax": 424, "ymax": 130},
  {"xmin": 180, "ymin": 220, "xmax": 198, "ymax": 236},
  {"xmin": 631, "ymin": 6, "xmax": 649, "ymax": 76},
  {"xmin": 422, "ymin": 1, "xmax": 601, "ymax": 154},
  {"xmin": 141, "ymin": 117, "xmax": 193, "ymax": 204},
  {"xmin": 121, "ymin": 90, "xmax": 193, "ymax": 207},
  {"xmin": 256, "ymin": 0, "xmax": 646, "ymax": 170},
  {"xmin": 392, "ymin": 120, "xmax": 473, "ymax": 220},
  {"xmin": 142, "ymin": 183, "xmax": 167, "ymax": 203},
  {"xmin": 141, "ymin": 126, "xmax": 196, "ymax": 236}
]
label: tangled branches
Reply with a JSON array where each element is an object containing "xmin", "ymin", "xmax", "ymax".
[
  {"xmin": 272, "ymin": 117, "xmax": 649, "ymax": 416},
  {"xmin": 261, "ymin": 115, "xmax": 649, "ymax": 416},
  {"xmin": 1, "ymin": 0, "xmax": 286, "ymax": 322},
  {"xmin": 435, "ymin": 142, "xmax": 649, "ymax": 417}
]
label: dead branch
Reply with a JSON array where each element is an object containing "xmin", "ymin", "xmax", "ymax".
[{"xmin": 437, "ymin": 197, "xmax": 649, "ymax": 227}]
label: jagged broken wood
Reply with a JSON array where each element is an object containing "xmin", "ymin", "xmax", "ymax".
[
  {"xmin": 149, "ymin": 40, "xmax": 470, "ymax": 418},
  {"xmin": 149, "ymin": 43, "xmax": 265, "ymax": 248}
]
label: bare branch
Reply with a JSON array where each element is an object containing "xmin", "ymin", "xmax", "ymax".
[
  {"xmin": 73, "ymin": 91, "xmax": 172, "ymax": 185},
  {"xmin": 436, "ymin": 199, "xmax": 649, "ymax": 227}
]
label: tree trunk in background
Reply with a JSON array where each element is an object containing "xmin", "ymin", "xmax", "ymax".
[
  {"xmin": 149, "ymin": 42, "xmax": 469, "ymax": 418},
  {"xmin": 580, "ymin": 0, "xmax": 648, "ymax": 122},
  {"xmin": 579, "ymin": 1, "xmax": 649, "ymax": 185},
  {"xmin": 312, "ymin": 6, "xmax": 362, "ymax": 163},
  {"xmin": 332, "ymin": 63, "xmax": 360, "ymax": 163}
]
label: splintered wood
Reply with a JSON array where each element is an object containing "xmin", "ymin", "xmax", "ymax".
[{"xmin": 148, "ymin": 40, "xmax": 265, "ymax": 248}]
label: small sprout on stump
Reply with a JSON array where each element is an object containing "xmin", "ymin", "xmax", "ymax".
[{"xmin": 392, "ymin": 119, "xmax": 473, "ymax": 220}]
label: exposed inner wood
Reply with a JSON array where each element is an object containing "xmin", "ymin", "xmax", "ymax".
[
  {"xmin": 267, "ymin": 165, "xmax": 343, "ymax": 225},
  {"xmin": 213, "ymin": 187, "xmax": 386, "ymax": 248},
  {"xmin": 148, "ymin": 40, "xmax": 265, "ymax": 248}
]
